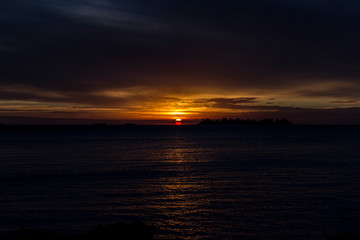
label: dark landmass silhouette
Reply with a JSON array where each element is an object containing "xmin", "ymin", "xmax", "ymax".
[
  {"xmin": 327, "ymin": 233, "xmax": 360, "ymax": 240},
  {"xmin": 198, "ymin": 118, "xmax": 293, "ymax": 125},
  {"xmin": 91, "ymin": 122, "xmax": 107, "ymax": 126},
  {"xmin": 0, "ymin": 221, "xmax": 154, "ymax": 240},
  {"xmin": 123, "ymin": 123, "xmax": 139, "ymax": 126}
]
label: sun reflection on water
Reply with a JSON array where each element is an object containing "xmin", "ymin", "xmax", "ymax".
[{"xmin": 152, "ymin": 138, "xmax": 211, "ymax": 239}]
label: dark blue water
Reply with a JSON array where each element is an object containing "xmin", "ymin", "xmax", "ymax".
[{"xmin": 0, "ymin": 125, "xmax": 360, "ymax": 240}]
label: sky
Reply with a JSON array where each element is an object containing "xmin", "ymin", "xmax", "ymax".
[{"xmin": 1, "ymin": 0, "xmax": 360, "ymax": 124}]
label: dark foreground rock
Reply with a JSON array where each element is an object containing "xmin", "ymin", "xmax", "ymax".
[
  {"xmin": 0, "ymin": 221, "xmax": 154, "ymax": 240},
  {"xmin": 327, "ymin": 233, "xmax": 360, "ymax": 240}
]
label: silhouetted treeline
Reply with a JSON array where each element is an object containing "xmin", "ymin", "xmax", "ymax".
[{"xmin": 198, "ymin": 118, "xmax": 292, "ymax": 125}]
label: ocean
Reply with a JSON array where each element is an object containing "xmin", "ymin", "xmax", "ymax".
[{"xmin": 0, "ymin": 125, "xmax": 359, "ymax": 240}]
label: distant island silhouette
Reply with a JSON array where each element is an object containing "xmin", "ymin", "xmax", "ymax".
[{"xmin": 198, "ymin": 118, "xmax": 292, "ymax": 125}]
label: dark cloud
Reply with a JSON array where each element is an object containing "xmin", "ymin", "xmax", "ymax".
[
  {"xmin": 1, "ymin": 0, "xmax": 360, "ymax": 92},
  {"xmin": 296, "ymin": 85, "xmax": 360, "ymax": 98},
  {"xmin": 209, "ymin": 102, "xmax": 307, "ymax": 112},
  {"xmin": 220, "ymin": 104, "xmax": 357, "ymax": 114},
  {"xmin": 211, "ymin": 98, "xmax": 259, "ymax": 104},
  {"xmin": 330, "ymin": 100, "xmax": 359, "ymax": 104},
  {"xmin": 194, "ymin": 97, "xmax": 258, "ymax": 104}
]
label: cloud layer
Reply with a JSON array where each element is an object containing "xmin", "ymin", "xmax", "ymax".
[{"xmin": 1, "ymin": 0, "xmax": 360, "ymax": 123}]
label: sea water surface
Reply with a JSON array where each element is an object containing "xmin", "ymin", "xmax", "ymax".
[{"xmin": 0, "ymin": 125, "xmax": 360, "ymax": 240}]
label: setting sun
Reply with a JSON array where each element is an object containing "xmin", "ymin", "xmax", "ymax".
[{"xmin": 175, "ymin": 118, "xmax": 182, "ymax": 125}]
